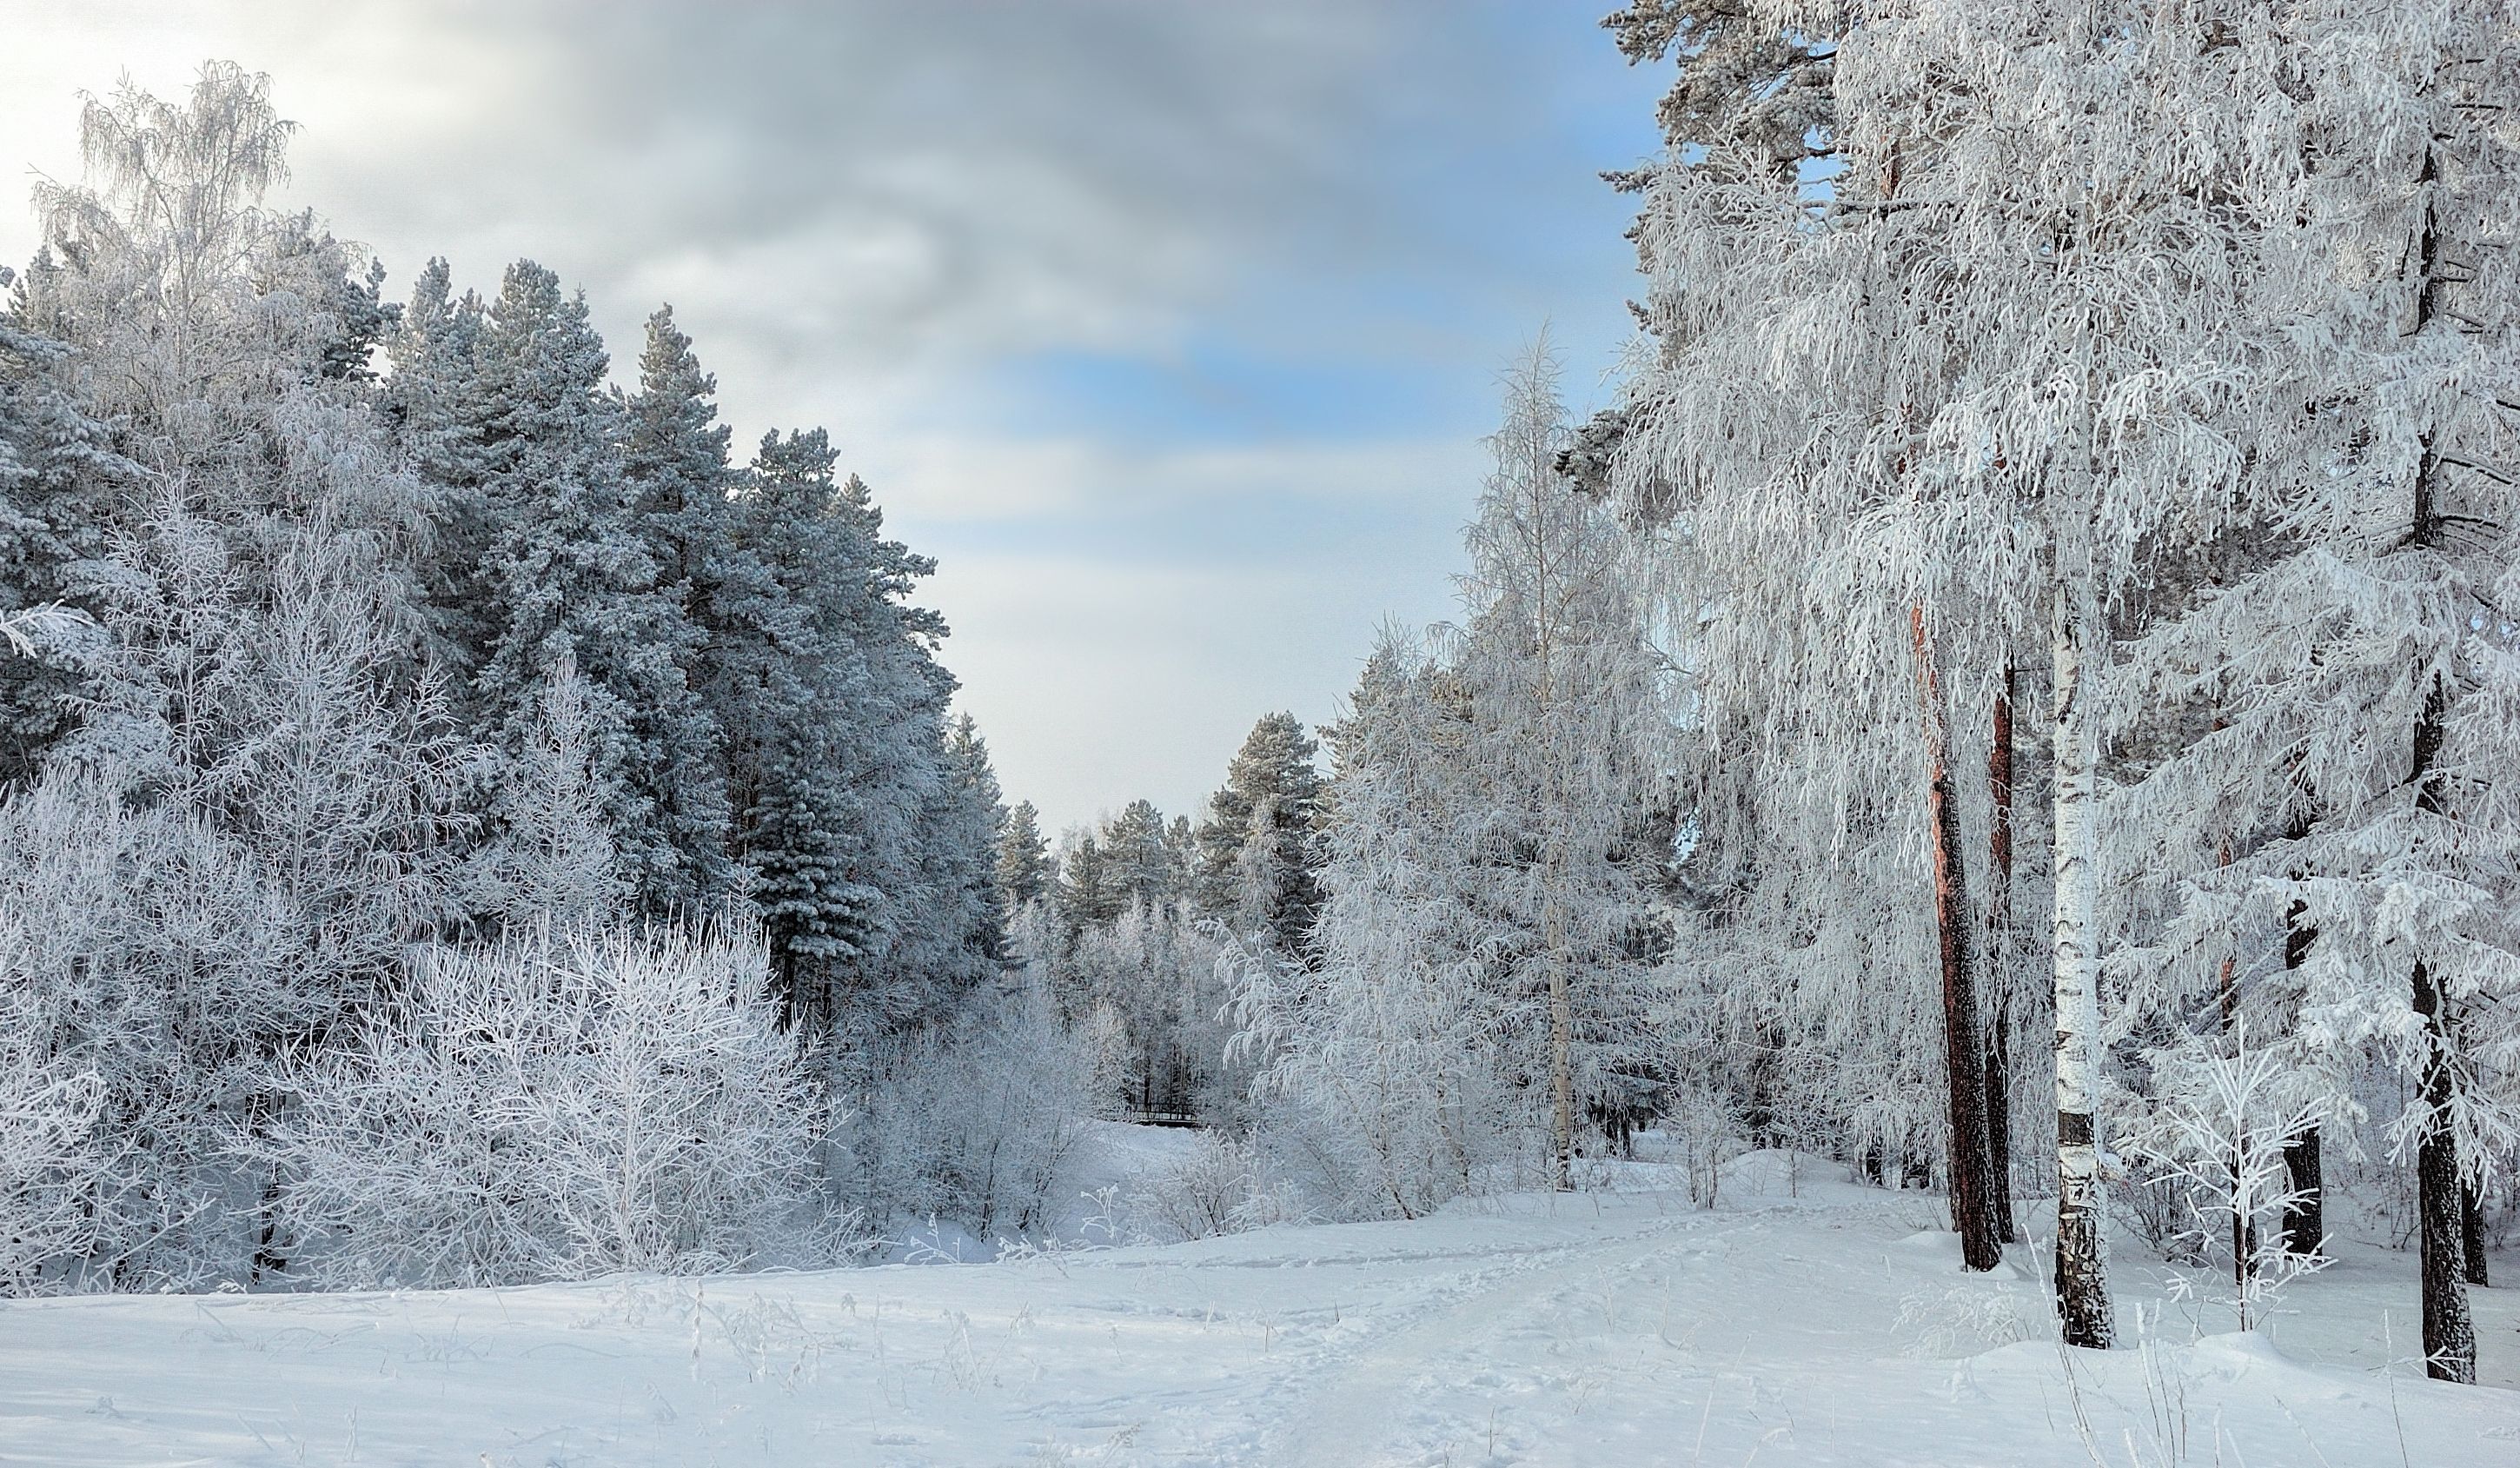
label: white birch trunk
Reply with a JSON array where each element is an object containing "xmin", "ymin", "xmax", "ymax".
[{"xmin": 2050, "ymin": 581, "xmax": 2112, "ymax": 1348}]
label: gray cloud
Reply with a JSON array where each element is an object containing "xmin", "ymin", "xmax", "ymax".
[{"xmin": 0, "ymin": 0, "xmax": 1661, "ymax": 829}]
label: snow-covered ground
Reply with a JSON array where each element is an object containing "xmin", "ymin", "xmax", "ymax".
[{"xmin": 3, "ymin": 1141, "xmax": 2514, "ymax": 1466}]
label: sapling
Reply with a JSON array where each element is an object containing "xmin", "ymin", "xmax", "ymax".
[{"xmin": 2131, "ymin": 1019, "xmax": 2328, "ymax": 1332}]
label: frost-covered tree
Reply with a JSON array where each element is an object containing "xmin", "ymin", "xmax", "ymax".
[
  {"xmin": 720, "ymin": 428, "xmax": 973, "ymax": 1039},
  {"xmin": 998, "ymin": 799, "xmax": 1051, "ymax": 911},
  {"xmin": 462, "ymin": 261, "xmax": 723, "ymax": 913},
  {"xmin": 899, "ymin": 711, "xmax": 1011, "ymax": 993},
  {"xmin": 1024, "ymin": 797, "xmax": 1239, "ymax": 1122},
  {"xmin": 2099, "ymin": 3, "xmax": 2520, "ymax": 1382},
  {"xmin": 1604, "ymin": 0, "xmax": 2318, "ymax": 1334},
  {"xmin": 1054, "ymin": 827, "xmax": 1118, "ymax": 933},
  {"xmin": 25, "ymin": 63, "xmax": 403, "ymax": 513},
  {"xmin": 1597, "ymin": 3, "xmax": 2031, "ymax": 1278},
  {"xmin": 1455, "ymin": 341, "xmax": 1671, "ymax": 1189},
  {"xmin": 1195, "ymin": 712, "xmax": 1323, "ymax": 953},
  {"xmin": 1243, "ymin": 348, "xmax": 1672, "ymax": 1208},
  {"xmin": 0, "ymin": 62, "xmax": 487, "ymax": 1284},
  {"xmin": 1237, "ymin": 629, "xmax": 1519, "ymax": 1216},
  {"xmin": 0, "ymin": 56, "xmax": 1033, "ymax": 1289},
  {"xmin": 472, "ymin": 655, "xmax": 622, "ymax": 931},
  {"xmin": 0, "ymin": 282, "xmax": 122, "ymax": 783},
  {"xmin": 618, "ymin": 304, "xmax": 739, "ymax": 901}
]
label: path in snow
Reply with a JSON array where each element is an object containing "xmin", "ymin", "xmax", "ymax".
[{"xmin": 0, "ymin": 1146, "xmax": 2514, "ymax": 1465}]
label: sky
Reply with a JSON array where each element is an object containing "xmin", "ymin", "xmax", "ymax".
[{"xmin": 0, "ymin": 0, "xmax": 1670, "ymax": 833}]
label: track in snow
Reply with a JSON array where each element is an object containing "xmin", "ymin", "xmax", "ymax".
[{"xmin": 0, "ymin": 1151, "xmax": 2513, "ymax": 1465}]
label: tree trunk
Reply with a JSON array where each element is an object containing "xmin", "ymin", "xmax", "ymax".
[
  {"xmin": 2051, "ymin": 586, "xmax": 2113, "ymax": 1350},
  {"xmin": 2211, "ymin": 810, "xmax": 2256, "ymax": 1272},
  {"xmin": 2415, "ymin": 954, "xmax": 2477, "ymax": 1382},
  {"xmin": 1986, "ymin": 667, "xmax": 2019, "ymax": 1245},
  {"xmin": 2280, "ymin": 807, "xmax": 2324, "ymax": 1259},
  {"xmin": 2460, "ymin": 1179, "xmax": 2489, "ymax": 1288},
  {"xmin": 1912, "ymin": 608, "xmax": 1999, "ymax": 1270},
  {"xmin": 2411, "ymin": 671, "xmax": 2477, "ymax": 1381},
  {"xmin": 2281, "ymin": 1130, "xmax": 2324, "ymax": 1258},
  {"xmin": 1547, "ymin": 888, "xmax": 1575, "ymax": 1192}
]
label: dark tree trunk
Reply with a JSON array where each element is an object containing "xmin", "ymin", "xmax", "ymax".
[
  {"xmin": 1985, "ymin": 668, "xmax": 2019, "ymax": 1245},
  {"xmin": 2412, "ymin": 668, "xmax": 2477, "ymax": 1382},
  {"xmin": 2401, "ymin": 165, "xmax": 2476, "ymax": 1365},
  {"xmin": 2416, "ymin": 954, "xmax": 2477, "ymax": 1381},
  {"xmin": 2281, "ymin": 1130, "xmax": 2324, "ymax": 1258},
  {"xmin": 2281, "ymin": 806, "xmax": 2324, "ymax": 1258},
  {"xmin": 1912, "ymin": 608, "xmax": 1999, "ymax": 1271},
  {"xmin": 2462, "ymin": 1179, "xmax": 2490, "ymax": 1288}
]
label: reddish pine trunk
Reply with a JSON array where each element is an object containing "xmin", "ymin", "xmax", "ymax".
[
  {"xmin": 1985, "ymin": 669, "xmax": 2018, "ymax": 1245},
  {"xmin": 1912, "ymin": 608, "xmax": 1999, "ymax": 1271}
]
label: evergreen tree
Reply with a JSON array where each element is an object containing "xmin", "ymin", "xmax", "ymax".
[
  {"xmin": 1102, "ymin": 798, "xmax": 1177, "ymax": 913},
  {"xmin": 725, "ymin": 429, "xmax": 967, "ymax": 1038},
  {"xmin": 1195, "ymin": 712, "xmax": 1323, "ymax": 953},
  {"xmin": 1055, "ymin": 829, "xmax": 1118, "ymax": 936},
  {"xmin": 618, "ymin": 304, "xmax": 739, "ymax": 902},
  {"xmin": 463, "ymin": 260, "xmax": 725, "ymax": 915},
  {"xmin": 0, "ymin": 279, "xmax": 122, "ymax": 784},
  {"xmin": 908, "ymin": 711, "xmax": 1011, "ymax": 988},
  {"xmin": 998, "ymin": 799, "xmax": 1051, "ymax": 910}
]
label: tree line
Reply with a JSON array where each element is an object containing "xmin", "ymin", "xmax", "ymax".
[{"xmin": 0, "ymin": 63, "xmax": 1003, "ymax": 1290}]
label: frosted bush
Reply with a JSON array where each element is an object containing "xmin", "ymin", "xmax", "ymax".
[
  {"xmin": 0, "ymin": 994, "xmax": 116, "ymax": 1292},
  {"xmin": 255, "ymin": 919, "xmax": 842, "ymax": 1287},
  {"xmin": 1127, "ymin": 1134, "xmax": 1296, "ymax": 1242},
  {"xmin": 834, "ymin": 981, "xmax": 1101, "ymax": 1241}
]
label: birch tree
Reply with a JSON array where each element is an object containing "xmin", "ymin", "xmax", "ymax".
[{"xmin": 1457, "ymin": 340, "xmax": 1670, "ymax": 1189}]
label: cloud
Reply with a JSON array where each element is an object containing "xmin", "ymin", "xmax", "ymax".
[
  {"xmin": 864, "ymin": 433, "xmax": 1483, "ymax": 526},
  {"xmin": 933, "ymin": 543, "xmax": 1461, "ymax": 833},
  {"xmin": 0, "ymin": 0, "xmax": 1666, "ymax": 830}
]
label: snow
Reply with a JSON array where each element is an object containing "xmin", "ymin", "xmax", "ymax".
[{"xmin": 1, "ymin": 1140, "xmax": 2512, "ymax": 1465}]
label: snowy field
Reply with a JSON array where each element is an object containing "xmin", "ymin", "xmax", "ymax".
[{"xmin": 2, "ymin": 1140, "xmax": 2514, "ymax": 1467}]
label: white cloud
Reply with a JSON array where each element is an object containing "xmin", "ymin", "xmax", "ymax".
[
  {"xmin": 861, "ymin": 433, "xmax": 1483, "ymax": 525},
  {"xmin": 0, "ymin": 0, "xmax": 1656, "ymax": 828},
  {"xmin": 932, "ymin": 544, "xmax": 1461, "ymax": 833}
]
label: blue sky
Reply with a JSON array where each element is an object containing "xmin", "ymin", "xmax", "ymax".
[{"xmin": 0, "ymin": 1, "xmax": 1670, "ymax": 832}]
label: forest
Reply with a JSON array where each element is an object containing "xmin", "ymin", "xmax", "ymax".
[{"xmin": 0, "ymin": 3, "xmax": 2516, "ymax": 1460}]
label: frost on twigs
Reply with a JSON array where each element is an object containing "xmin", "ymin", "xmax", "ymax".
[
  {"xmin": 252, "ymin": 917, "xmax": 847, "ymax": 1288},
  {"xmin": 2125, "ymin": 1020, "xmax": 2329, "ymax": 1333}
]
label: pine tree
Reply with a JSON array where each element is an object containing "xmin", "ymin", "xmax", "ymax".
[
  {"xmin": 1055, "ymin": 829, "xmax": 1119, "ymax": 935},
  {"xmin": 450, "ymin": 261, "xmax": 726, "ymax": 915},
  {"xmin": 0, "ymin": 281, "xmax": 123, "ymax": 784},
  {"xmin": 619, "ymin": 304, "xmax": 739, "ymax": 902},
  {"xmin": 1196, "ymin": 712, "xmax": 1323, "ymax": 953},
  {"xmin": 1102, "ymin": 798, "xmax": 1177, "ymax": 913},
  {"xmin": 723, "ymin": 429, "xmax": 967, "ymax": 1039},
  {"xmin": 998, "ymin": 800, "xmax": 1051, "ymax": 910},
  {"xmin": 907, "ymin": 711, "xmax": 1011, "ymax": 992}
]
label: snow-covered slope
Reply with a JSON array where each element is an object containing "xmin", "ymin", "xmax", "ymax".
[{"xmin": 2, "ymin": 1146, "xmax": 2512, "ymax": 1465}]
